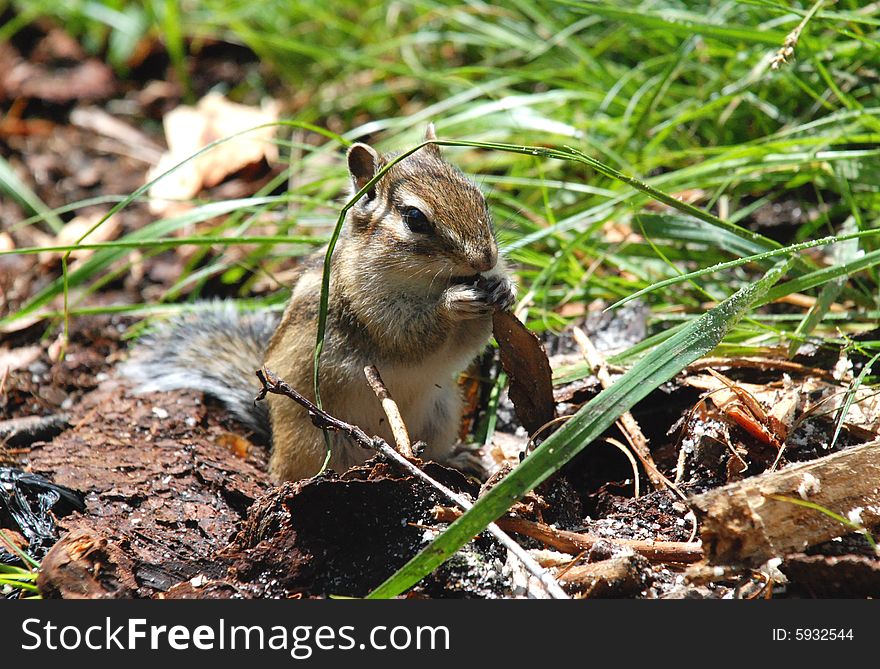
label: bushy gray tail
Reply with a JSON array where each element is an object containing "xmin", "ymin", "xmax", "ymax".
[{"xmin": 121, "ymin": 301, "xmax": 279, "ymax": 443}]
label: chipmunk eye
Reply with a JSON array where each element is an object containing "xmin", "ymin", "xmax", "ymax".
[{"xmin": 401, "ymin": 207, "xmax": 432, "ymax": 234}]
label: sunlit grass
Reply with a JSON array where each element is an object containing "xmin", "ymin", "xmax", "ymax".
[{"xmin": 0, "ymin": 531, "xmax": 41, "ymax": 599}]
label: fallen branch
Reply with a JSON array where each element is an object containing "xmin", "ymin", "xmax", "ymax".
[
  {"xmin": 255, "ymin": 367, "xmax": 569, "ymax": 599},
  {"xmin": 689, "ymin": 439, "xmax": 880, "ymax": 564},
  {"xmin": 363, "ymin": 365, "xmax": 413, "ymax": 458},
  {"xmin": 432, "ymin": 505, "xmax": 704, "ymax": 564},
  {"xmin": 0, "ymin": 413, "xmax": 70, "ymax": 449}
]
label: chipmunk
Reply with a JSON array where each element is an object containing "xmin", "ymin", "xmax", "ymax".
[{"xmin": 123, "ymin": 124, "xmax": 515, "ymax": 482}]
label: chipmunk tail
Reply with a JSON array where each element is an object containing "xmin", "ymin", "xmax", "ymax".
[{"xmin": 120, "ymin": 300, "xmax": 278, "ymax": 443}]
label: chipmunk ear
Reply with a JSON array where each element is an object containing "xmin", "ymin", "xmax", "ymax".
[
  {"xmin": 424, "ymin": 122, "xmax": 441, "ymax": 157},
  {"xmin": 347, "ymin": 143, "xmax": 384, "ymax": 199}
]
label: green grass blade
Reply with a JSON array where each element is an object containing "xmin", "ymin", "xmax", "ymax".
[
  {"xmin": 829, "ymin": 351, "xmax": 880, "ymax": 450},
  {"xmin": 559, "ymin": 0, "xmax": 789, "ymax": 46},
  {"xmin": 786, "ymin": 277, "xmax": 845, "ymax": 356},
  {"xmin": 0, "ymin": 155, "xmax": 64, "ymax": 232},
  {"xmin": 608, "ymin": 228, "xmax": 880, "ymax": 311},
  {"xmin": 760, "ymin": 248, "xmax": 880, "ymax": 306},
  {"xmin": 787, "ymin": 220, "xmax": 859, "ymax": 355},
  {"xmin": 635, "ymin": 213, "xmax": 772, "ymax": 258},
  {"xmin": 155, "ymin": 0, "xmax": 192, "ymax": 100},
  {"xmin": 0, "ymin": 235, "xmax": 324, "ymax": 257},
  {"xmin": 0, "ymin": 197, "xmax": 286, "ymax": 329}
]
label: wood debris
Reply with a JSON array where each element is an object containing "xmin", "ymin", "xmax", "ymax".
[
  {"xmin": 689, "ymin": 439, "xmax": 880, "ymax": 565},
  {"xmin": 557, "ymin": 553, "xmax": 651, "ymax": 598}
]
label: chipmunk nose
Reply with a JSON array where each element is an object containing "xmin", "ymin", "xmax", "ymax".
[{"xmin": 471, "ymin": 247, "xmax": 497, "ymax": 273}]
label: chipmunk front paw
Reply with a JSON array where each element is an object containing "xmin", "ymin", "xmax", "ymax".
[
  {"xmin": 443, "ymin": 275, "xmax": 517, "ymax": 319},
  {"xmin": 444, "ymin": 276, "xmax": 516, "ymax": 318},
  {"xmin": 443, "ymin": 284, "xmax": 494, "ymax": 318},
  {"xmin": 477, "ymin": 274, "xmax": 517, "ymax": 312}
]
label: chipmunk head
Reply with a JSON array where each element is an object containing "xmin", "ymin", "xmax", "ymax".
[{"xmin": 344, "ymin": 124, "xmax": 498, "ymax": 282}]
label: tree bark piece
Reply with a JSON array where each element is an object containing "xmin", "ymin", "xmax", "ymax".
[
  {"xmin": 781, "ymin": 553, "xmax": 880, "ymax": 598},
  {"xmin": 689, "ymin": 440, "xmax": 880, "ymax": 565},
  {"xmin": 37, "ymin": 529, "xmax": 138, "ymax": 599}
]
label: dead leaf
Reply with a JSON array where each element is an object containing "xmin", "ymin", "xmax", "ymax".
[
  {"xmin": 4, "ymin": 59, "xmax": 116, "ymax": 104},
  {"xmin": 31, "ymin": 29, "xmax": 85, "ymax": 63},
  {"xmin": 487, "ymin": 430, "xmax": 528, "ymax": 470},
  {"xmin": 557, "ymin": 302, "xmax": 586, "ymax": 318},
  {"xmin": 39, "ymin": 211, "xmax": 122, "ymax": 264},
  {"xmin": 70, "ymin": 106, "xmax": 164, "ymax": 164},
  {"xmin": 492, "ymin": 309, "xmax": 556, "ymax": 435},
  {"xmin": 147, "ymin": 92, "xmax": 280, "ymax": 216},
  {"xmin": 216, "ymin": 432, "xmax": 254, "ymax": 459},
  {"xmin": 686, "ymin": 368, "xmax": 880, "ymax": 445}
]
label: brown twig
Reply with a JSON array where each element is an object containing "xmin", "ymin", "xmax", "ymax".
[
  {"xmin": 363, "ymin": 364, "xmax": 413, "ymax": 458},
  {"xmin": 604, "ymin": 435, "xmax": 641, "ymax": 498},
  {"xmin": 255, "ymin": 367, "xmax": 569, "ymax": 599},
  {"xmin": 256, "ymin": 368, "xmax": 374, "ymax": 447},
  {"xmin": 552, "ymin": 549, "xmax": 589, "ymax": 580},
  {"xmin": 433, "ymin": 506, "xmax": 704, "ymax": 564},
  {"xmin": 0, "ymin": 413, "xmax": 70, "ymax": 449},
  {"xmin": 686, "ymin": 356, "xmax": 839, "ymax": 381},
  {"xmin": 556, "ymin": 555, "xmax": 649, "ymax": 598},
  {"xmin": 571, "ymin": 326, "xmax": 667, "ymax": 491}
]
